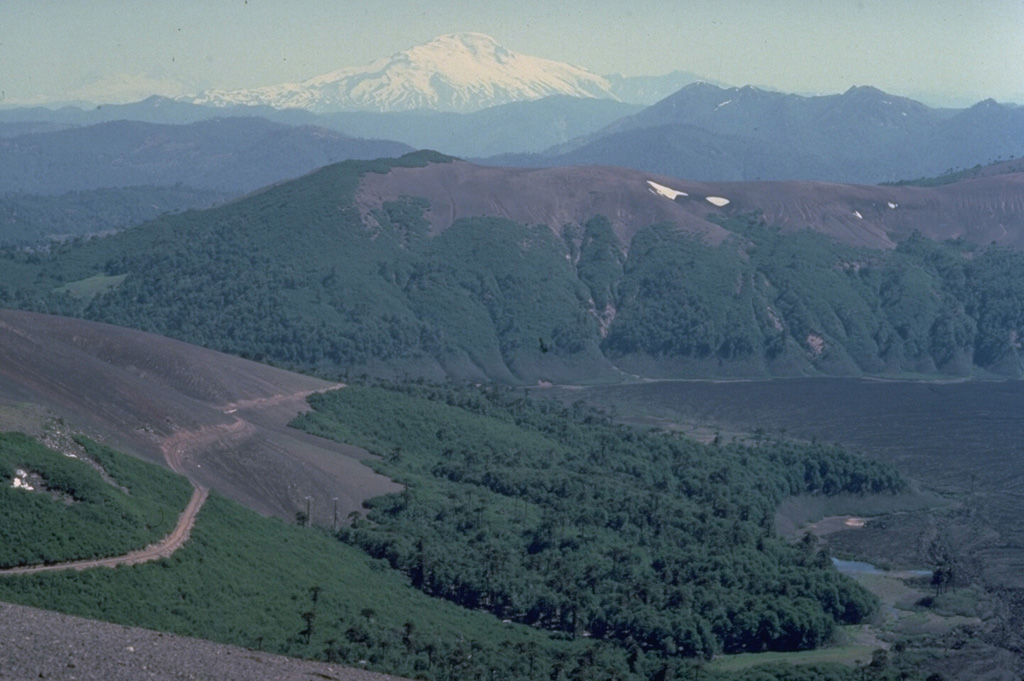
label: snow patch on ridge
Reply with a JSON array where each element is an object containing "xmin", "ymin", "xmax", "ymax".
[
  {"xmin": 706, "ymin": 196, "xmax": 730, "ymax": 207},
  {"xmin": 647, "ymin": 180, "xmax": 688, "ymax": 200}
]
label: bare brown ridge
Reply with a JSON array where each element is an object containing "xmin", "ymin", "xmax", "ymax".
[{"xmin": 355, "ymin": 159, "xmax": 1024, "ymax": 251}]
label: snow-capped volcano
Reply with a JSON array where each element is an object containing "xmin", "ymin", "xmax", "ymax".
[{"xmin": 188, "ymin": 33, "xmax": 617, "ymax": 113}]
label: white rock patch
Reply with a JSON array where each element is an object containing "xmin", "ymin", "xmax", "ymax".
[
  {"xmin": 806, "ymin": 334, "xmax": 826, "ymax": 356},
  {"xmin": 706, "ymin": 196, "xmax": 730, "ymax": 207},
  {"xmin": 12, "ymin": 469, "xmax": 34, "ymax": 491}
]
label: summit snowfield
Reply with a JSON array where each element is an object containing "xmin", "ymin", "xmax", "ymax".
[{"xmin": 188, "ymin": 33, "xmax": 617, "ymax": 113}]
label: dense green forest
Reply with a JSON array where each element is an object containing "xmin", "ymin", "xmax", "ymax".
[
  {"xmin": 0, "ymin": 433, "xmax": 192, "ymax": 567},
  {"xmin": 293, "ymin": 382, "xmax": 904, "ymax": 660},
  {"xmin": 2, "ymin": 152, "xmax": 1024, "ymax": 382},
  {"xmin": 0, "ymin": 430, "xmax": 923, "ymax": 681},
  {"xmin": 600, "ymin": 218, "xmax": 1013, "ymax": 378}
]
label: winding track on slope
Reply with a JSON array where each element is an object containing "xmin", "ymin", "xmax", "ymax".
[
  {"xmin": 0, "ymin": 384, "xmax": 343, "ymax": 576},
  {"xmin": 0, "ymin": 486, "xmax": 209, "ymax": 576}
]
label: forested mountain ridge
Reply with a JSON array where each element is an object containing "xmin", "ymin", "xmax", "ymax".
[
  {"xmin": 0, "ymin": 186, "xmax": 232, "ymax": 247},
  {"xmin": 4, "ymin": 152, "xmax": 1024, "ymax": 383},
  {"xmin": 0, "ymin": 118, "xmax": 413, "ymax": 195}
]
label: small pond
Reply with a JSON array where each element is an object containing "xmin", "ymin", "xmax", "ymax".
[{"xmin": 831, "ymin": 557, "xmax": 931, "ymax": 577}]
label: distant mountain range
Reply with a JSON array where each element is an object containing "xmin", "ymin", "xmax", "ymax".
[
  {"xmin": 1, "ymin": 33, "xmax": 1020, "ymax": 181},
  {"xmin": 3, "ymin": 83, "xmax": 1022, "ymax": 188},
  {"xmin": 491, "ymin": 83, "xmax": 1024, "ymax": 184},
  {"xmin": 0, "ymin": 94, "xmax": 643, "ymax": 159},
  {"xmin": 0, "ymin": 31, "xmax": 1019, "ymax": 212},
  {"xmin": 0, "ymin": 117, "xmax": 412, "ymax": 195},
  {"xmin": 187, "ymin": 33, "xmax": 701, "ymax": 113}
]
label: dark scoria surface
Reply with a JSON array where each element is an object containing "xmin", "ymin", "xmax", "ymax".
[
  {"xmin": 0, "ymin": 309, "xmax": 400, "ymax": 524},
  {"xmin": 0, "ymin": 601, "xmax": 409, "ymax": 681}
]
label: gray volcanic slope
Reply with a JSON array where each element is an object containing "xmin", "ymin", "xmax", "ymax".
[
  {"xmin": 0, "ymin": 309, "xmax": 400, "ymax": 523},
  {"xmin": 356, "ymin": 159, "xmax": 1024, "ymax": 250},
  {"xmin": 0, "ymin": 601, "xmax": 409, "ymax": 681}
]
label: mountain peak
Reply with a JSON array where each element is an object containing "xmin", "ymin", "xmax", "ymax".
[
  {"xmin": 969, "ymin": 98, "xmax": 1002, "ymax": 110},
  {"xmin": 420, "ymin": 32, "xmax": 503, "ymax": 52},
  {"xmin": 843, "ymin": 85, "xmax": 885, "ymax": 96},
  {"xmin": 189, "ymin": 34, "xmax": 615, "ymax": 113},
  {"xmin": 398, "ymin": 33, "xmax": 510, "ymax": 65}
]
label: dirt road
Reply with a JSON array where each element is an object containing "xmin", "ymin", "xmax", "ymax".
[
  {"xmin": 217, "ymin": 383, "xmax": 344, "ymax": 415},
  {"xmin": 0, "ymin": 485, "xmax": 208, "ymax": 575}
]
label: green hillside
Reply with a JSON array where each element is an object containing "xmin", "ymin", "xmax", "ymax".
[
  {"xmin": 3, "ymin": 151, "xmax": 1024, "ymax": 382},
  {"xmin": 0, "ymin": 436, "xmax": 588, "ymax": 680},
  {"xmin": 0, "ymin": 433, "xmax": 192, "ymax": 567}
]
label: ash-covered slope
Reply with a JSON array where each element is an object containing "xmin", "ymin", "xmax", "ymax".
[
  {"xmin": 0, "ymin": 602, "xmax": 410, "ymax": 681},
  {"xmin": 0, "ymin": 309, "xmax": 399, "ymax": 520},
  {"xmin": 356, "ymin": 158, "xmax": 1024, "ymax": 250},
  {"xmin": 355, "ymin": 161, "xmax": 735, "ymax": 246},
  {"xmin": 191, "ymin": 33, "xmax": 617, "ymax": 113}
]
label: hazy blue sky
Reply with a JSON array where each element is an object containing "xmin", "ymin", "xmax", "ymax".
[{"xmin": 3, "ymin": 0, "xmax": 1022, "ymax": 107}]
